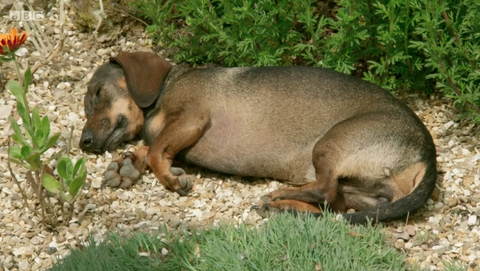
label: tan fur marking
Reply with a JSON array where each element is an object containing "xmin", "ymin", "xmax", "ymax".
[
  {"xmin": 108, "ymin": 97, "xmax": 144, "ymax": 136},
  {"xmin": 391, "ymin": 162, "xmax": 427, "ymax": 200},
  {"xmin": 148, "ymin": 111, "xmax": 166, "ymax": 135},
  {"xmin": 117, "ymin": 77, "xmax": 127, "ymax": 90},
  {"xmin": 268, "ymin": 199, "xmax": 323, "ymax": 213}
]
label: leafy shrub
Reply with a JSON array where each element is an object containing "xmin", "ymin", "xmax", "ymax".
[
  {"xmin": 133, "ymin": 0, "xmax": 480, "ymax": 120},
  {"xmin": 133, "ymin": 0, "xmax": 331, "ymax": 67}
]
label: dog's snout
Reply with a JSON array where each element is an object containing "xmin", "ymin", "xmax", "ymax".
[{"xmin": 80, "ymin": 129, "xmax": 93, "ymax": 150}]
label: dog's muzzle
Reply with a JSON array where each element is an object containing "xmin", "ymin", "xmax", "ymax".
[{"xmin": 79, "ymin": 128, "xmax": 94, "ymax": 152}]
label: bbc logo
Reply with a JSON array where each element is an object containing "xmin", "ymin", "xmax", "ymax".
[{"xmin": 9, "ymin": 11, "xmax": 45, "ymax": 21}]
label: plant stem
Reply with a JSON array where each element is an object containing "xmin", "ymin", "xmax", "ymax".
[
  {"xmin": 11, "ymin": 54, "xmax": 23, "ymax": 85},
  {"xmin": 34, "ymin": 169, "xmax": 48, "ymax": 227},
  {"xmin": 7, "ymin": 139, "xmax": 41, "ymax": 217}
]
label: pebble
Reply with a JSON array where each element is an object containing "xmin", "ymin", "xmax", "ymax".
[
  {"xmin": 1, "ymin": 4, "xmax": 479, "ymax": 271},
  {"xmin": 467, "ymin": 215, "xmax": 477, "ymax": 226},
  {"xmin": 0, "ymin": 105, "xmax": 13, "ymax": 119},
  {"xmin": 19, "ymin": 260, "xmax": 29, "ymax": 270},
  {"xmin": 432, "ymin": 245, "xmax": 446, "ymax": 254}
]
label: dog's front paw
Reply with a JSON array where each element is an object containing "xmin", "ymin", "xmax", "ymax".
[
  {"xmin": 176, "ymin": 175, "xmax": 194, "ymax": 196},
  {"xmin": 103, "ymin": 152, "xmax": 142, "ymax": 189}
]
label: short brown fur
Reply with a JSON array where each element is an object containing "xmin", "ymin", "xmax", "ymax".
[{"xmin": 80, "ymin": 51, "xmax": 437, "ymax": 224}]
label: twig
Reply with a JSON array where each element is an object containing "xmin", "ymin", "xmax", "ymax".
[
  {"xmin": 7, "ymin": 138, "xmax": 40, "ymax": 217},
  {"xmin": 94, "ymin": 0, "xmax": 106, "ymax": 34},
  {"xmin": 30, "ymin": 37, "xmax": 64, "ymax": 75},
  {"xmin": 13, "ymin": 2, "xmax": 45, "ymax": 54},
  {"xmin": 30, "ymin": 0, "xmax": 65, "ymax": 75},
  {"xmin": 35, "ymin": 167, "xmax": 48, "ymax": 227},
  {"xmin": 46, "ymin": 146, "xmax": 67, "ymax": 165},
  {"xmin": 110, "ymin": 6, "xmax": 149, "ymax": 27},
  {"xmin": 67, "ymin": 125, "xmax": 74, "ymax": 154},
  {"xmin": 28, "ymin": 4, "xmax": 53, "ymax": 51}
]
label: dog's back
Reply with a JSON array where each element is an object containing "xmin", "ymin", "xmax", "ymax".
[{"xmin": 166, "ymin": 66, "xmax": 433, "ymax": 180}]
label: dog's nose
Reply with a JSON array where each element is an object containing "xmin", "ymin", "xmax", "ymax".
[{"xmin": 80, "ymin": 129, "xmax": 93, "ymax": 150}]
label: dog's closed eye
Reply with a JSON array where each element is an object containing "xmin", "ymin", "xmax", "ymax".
[{"xmin": 95, "ymin": 86, "xmax": 103, "ymax": 101}]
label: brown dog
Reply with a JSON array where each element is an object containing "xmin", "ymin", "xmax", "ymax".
[{"xmin": 80, "ymin": 51, "xmax": 437, "ymax": 224}]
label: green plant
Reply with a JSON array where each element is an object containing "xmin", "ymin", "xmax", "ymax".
[
  {"xmin": 42, "ymin": 156, "xmax": 87, "ymax": 222},
  {"xmin": 133, "ymin": 0, "xmax": 331, "ymax": 67},
  {"xmin": 49, "ymin": 213, "xmax": 406, "ymax": 271},
  {"xmin": 134, "ymin": 0, "xmax": 480, "ymax": 122},
  {"xmin": 3, "ymin": 28, "xmax": 87, "ymax": 228},
  {"xmin": 410, "ymin": 0, "xmax": 480, "ymax": 120}
]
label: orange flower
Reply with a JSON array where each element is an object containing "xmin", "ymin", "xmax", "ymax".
[{"xmin": 0, "ymin": 28, "xmax": 28, "ymax": 56}]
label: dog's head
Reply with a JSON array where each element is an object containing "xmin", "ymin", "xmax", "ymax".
[{"xmin": 79, "ymin": 51, "xmax": 172, "ymax": 153}]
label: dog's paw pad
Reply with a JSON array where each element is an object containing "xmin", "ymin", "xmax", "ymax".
[
  {"xmin": 170, "ymin": 167, "xmax": 186, "ymax": 176},
  {"xmin": 106, "ymin": 161, "xmax": 119, "ymax": 172},
  {"xmin": 121, "ymin": 157, "xmax": 133, "ymax": 166},
  {"xmin": 103, "ymin": 174, "xmax": 121, "ymax": 188},
  {"xmin": 104, "ymin": 170, "xmax": 118, "ymax": 181},
  {"xmin": 119, "ymin": 177, "xmax": 134, "ymax": 189},
  {"xmin": 118, "ymin": 162, "xmax": 141, "ymax": 181},
  {"xmin": 104, "ymin": 165, "xmax": 121, "ymax": 188},
  {"xmin": 261, "ymin": 195, "xmax": 272, "ymax": 204},
  {"xmin": 177, "ymin": 175, "xmax": 194, "ymax": 195}
]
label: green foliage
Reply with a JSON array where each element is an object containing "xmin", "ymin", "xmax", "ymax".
[
  {"xmin": 7, "ymin": 67, "xmax": 87, "ymax": 228},
  {"xmin": 133, "ymin": 0, "xmax": 480, "ymax": 121},
  {"xmin": 8, "ymin": 69, "xmax": 61, "ymax": 170},
  {"xmin": 43, "ymin": 156, "xmax": 87, "ymax": 202},
  {"xmin": 49, "ymin": 213, "xmax": 407, "ymax": 271},
  {"xmin": 410, "ymin": 0, "xmax": 480, "ymax": 120},
  {"xmin": 133, "ymin": 0, "xmax": 329, "ymax": 67}
]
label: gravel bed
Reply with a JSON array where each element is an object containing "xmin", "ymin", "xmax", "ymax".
[{"xmin": 1, "ymin": 3, "xmax": 480, "ymax": 271}]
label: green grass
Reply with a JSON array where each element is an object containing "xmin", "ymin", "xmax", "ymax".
[{"xmin": 49, "ymin": 213, "xmax": 406, "ymax": 271}]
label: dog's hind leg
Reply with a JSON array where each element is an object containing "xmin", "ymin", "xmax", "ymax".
[
  {"xmin": 261, "ymin": 112, "xmax": 427, "ymax": 215},
  {"xmin": 254, "ymin": 199, "xmax": 323, "ymax": 217}
]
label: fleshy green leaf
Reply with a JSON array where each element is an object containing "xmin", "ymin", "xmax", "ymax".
[
  {"xmin": 57, "ymin": 156, "xmax": 73, "ymax": 183},
  {"xmin": 20, "ymin": 145, "xmax": 32, "ymax": 160},
  {"xmin": 24, "ymin": 68, "xmax": 32, "ymax": 92},
  {"xmin": 9, "ymin": 157, "xmax": 29, "ymax": 167},
  {"xmin": 33, "ymin": 128, "xmax": 44, "ymax": 150},
  {"xmin": 15, "ymin": 102, "xmax": 32, "ymax": 129},
  {"xmin": 69, "ymin": 175, "xmax": 86, "ymax": 198},
  {"xmin": 39, "ymin": 133, "xmax": 60, "ymax": 154},
  {"xmin": 9, "ymin": 146, "xmax": 23, "ymax": 160},
  {"xmin": 43, "ymin": 174, "xmax": 62, "ymax": 194},
  {"xmin": 40, "ymin": 116, "xmax": 51, "ymax": 144},
  {"xmin": 7, "ymin": 80, "xmax": 25, "ymax": 107},
  {"xmin": 73, "ymin": 157, "xmax": 86, "ymax": 176},
  {"xmin": 26, "ymin": 153, "xmax": 42, "ymax": 170},
  {"xmin": 0, "ymin": 55, "xmax": 14, "ymax": 61},
  {"xmin": 32, "ymin": 107, "xmax": 41, "ymax": 130},
  {"xmin": 9, "ymin": 117, "xmax": 28, "ymax": 146},
  {"xmin": 35, "ymin": 117, "xmax": 51, "ymax": 149}
]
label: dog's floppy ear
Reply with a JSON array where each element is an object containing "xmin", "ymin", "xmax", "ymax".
[{"xmin": 109, "ymin": 51, "xmax": 172, "ymax": 108}]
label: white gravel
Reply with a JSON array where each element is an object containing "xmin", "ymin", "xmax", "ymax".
[{"xmin": 1, "ymin": 2, "xmax": 480, "ymax": 271}]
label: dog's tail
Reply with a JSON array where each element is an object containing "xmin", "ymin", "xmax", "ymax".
[{"xmin": 339, "ymin": 158, "xmax": 437, "ymax": 225}]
